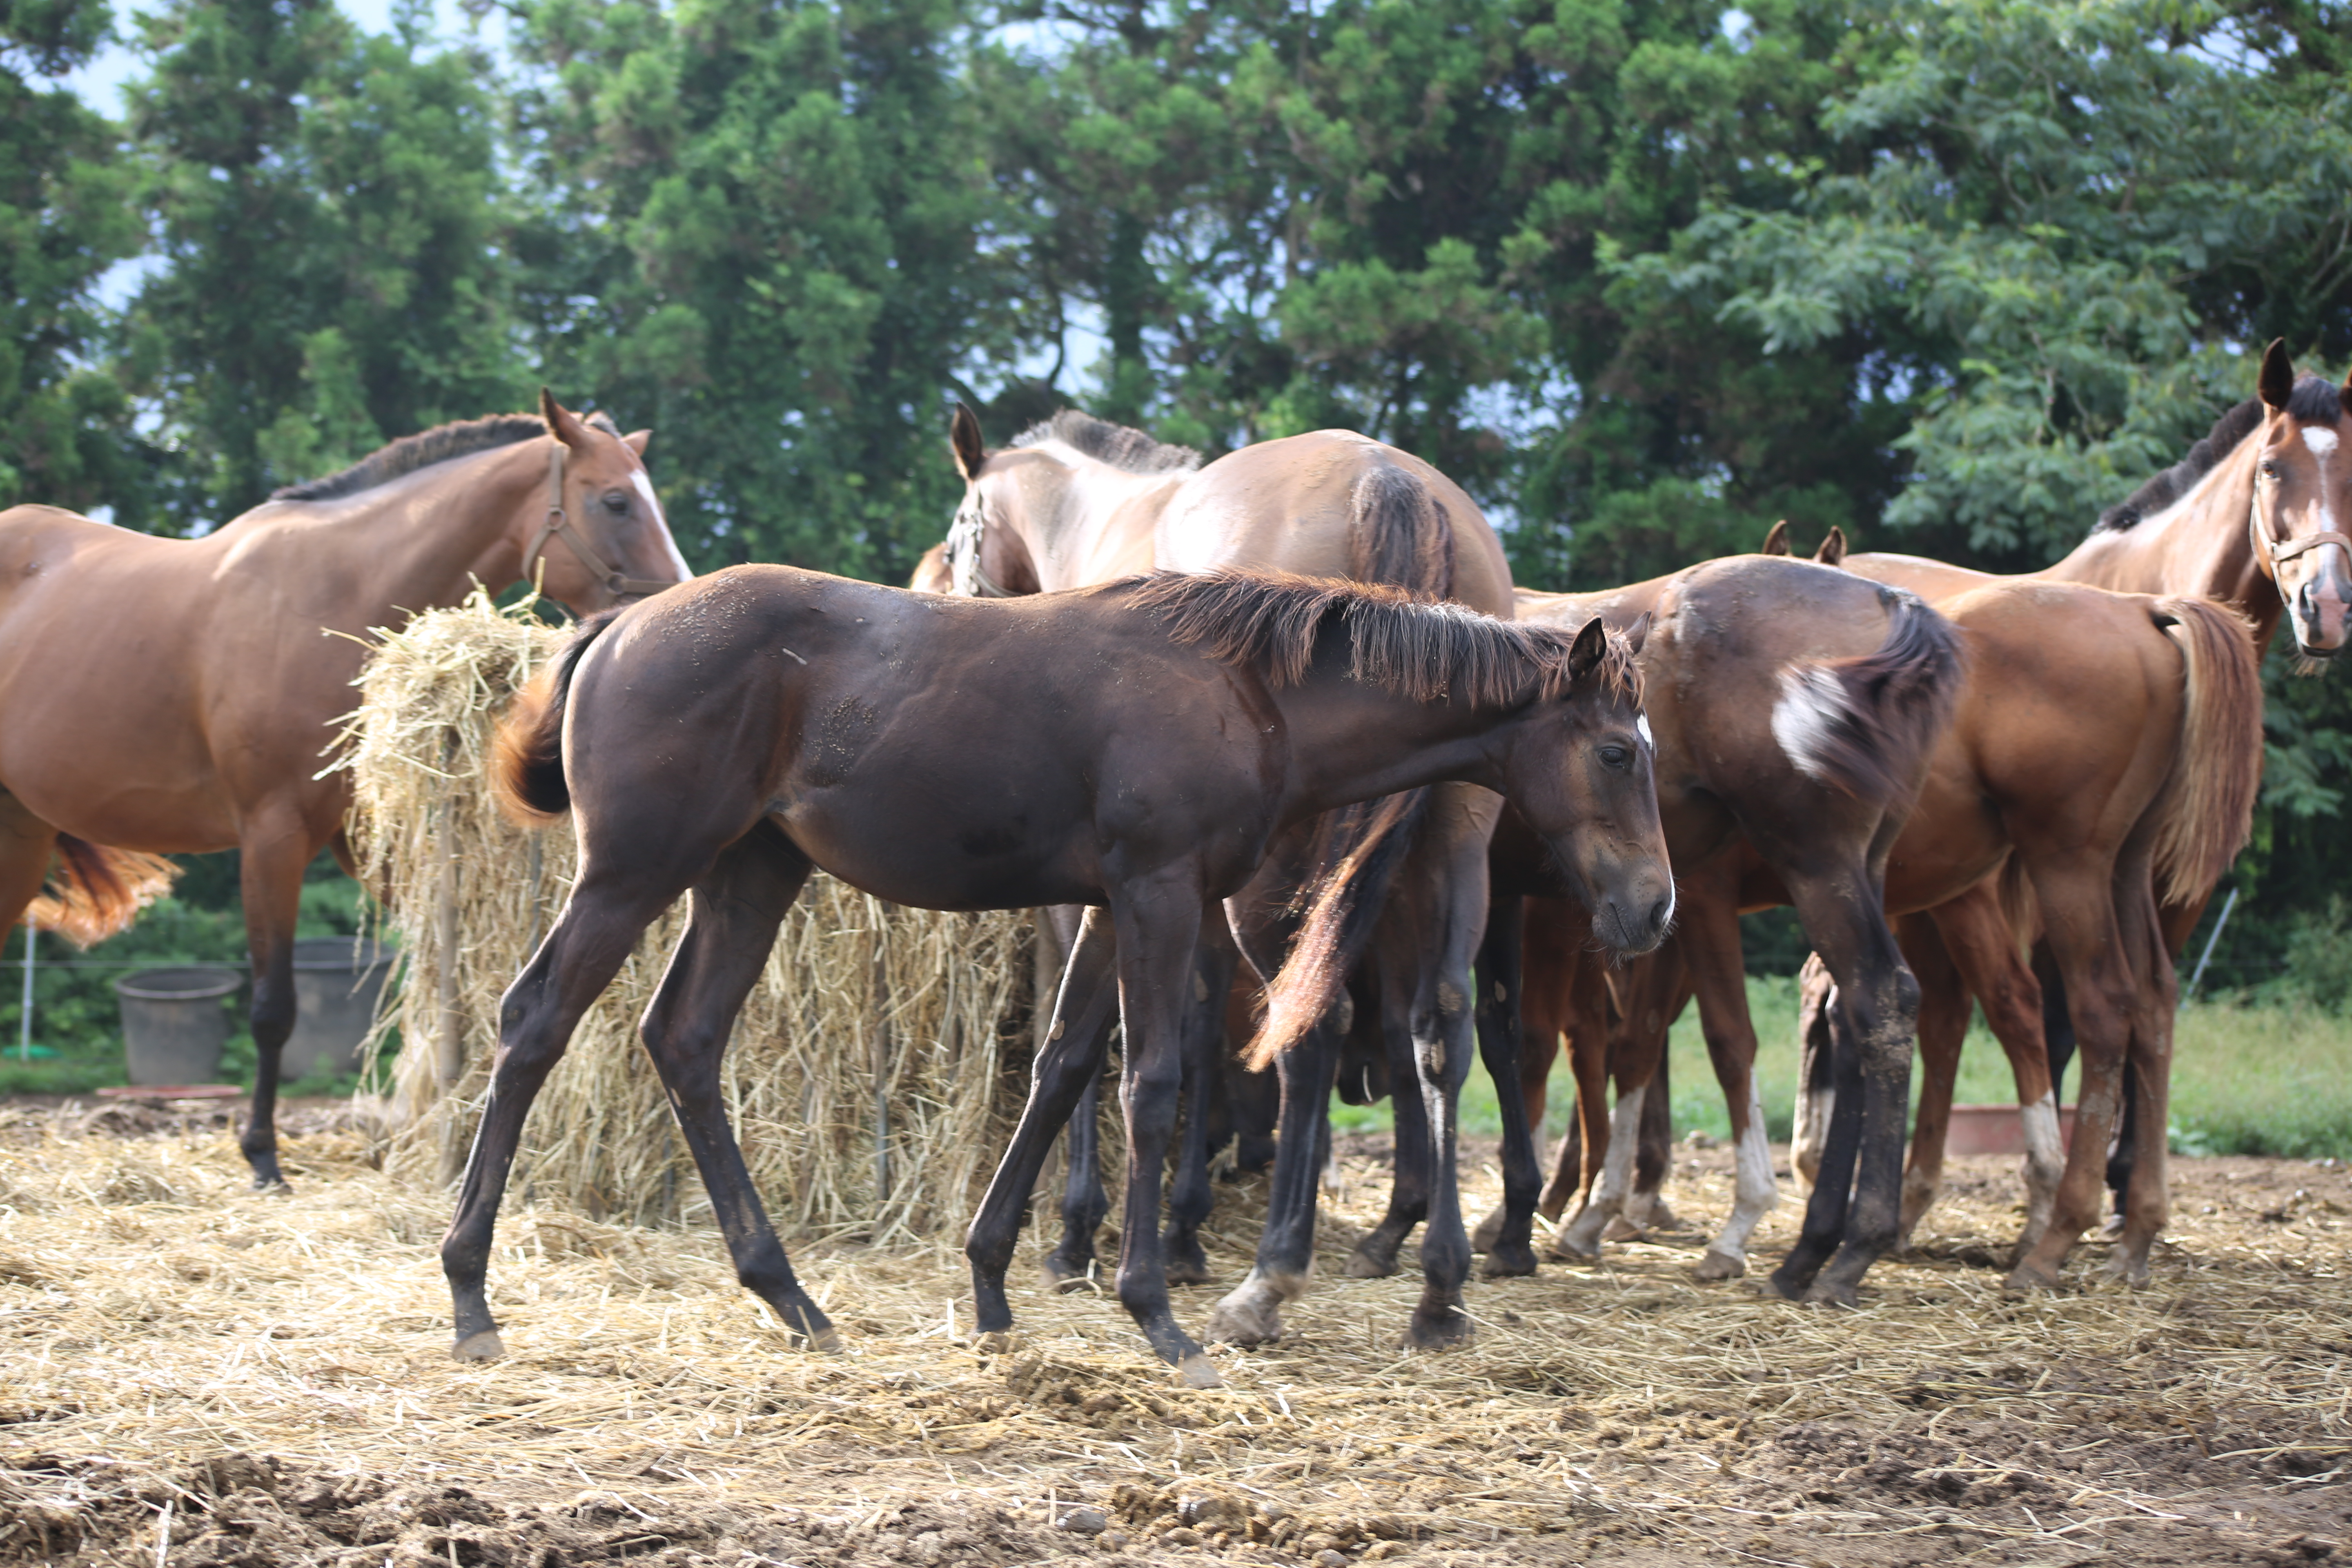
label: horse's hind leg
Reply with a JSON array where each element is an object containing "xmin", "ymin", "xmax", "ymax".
[
  {"xmin": 970, "ymin": 907, "xmax": 1120, "ymax": 1337},
  {"xmin": 1042, "ymin": 1066, "xmax": 1109, "ymax": 1290},
  {"xmin": 1350, "ymin": 949, "xmax": 1430, "ymax": 1280},
  {"xmin": 1163, "ymin": 931, "xmax": 1240, "ymax": 1286},
  {"xmin": 1674, "ymin": 873, "xmax": 1780, "ymax": 1281},
  {"xmin": 236, "ymin": 816, "xmax": 323, "ymax": 1191},
  {"xmin": 636, "ymin": 825, "xmax": 839, "ymax": 1346},
  {"xmin": 1893, "ymin": 910, "xmax": 1969, "ymax": 1242},
  {"xmin": 443, "ymin": 865, "xmax": 686, "ymax": 1359},
  {"xmin": 1470, "ymin": 894, "xmax": 1543, "ymax": 1276},
  {"xmin": 1924, "ymin": 884, "xmax": 2061, "ymax": 1252}
]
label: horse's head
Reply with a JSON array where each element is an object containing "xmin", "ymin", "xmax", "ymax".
[
  {"xmin": 2250, "ymin": 340, "xmax": 2352, "ymax": 658},
  {"xmin": 942, "ymin": 403, "xmax": 1045, "ymax": 598},
  {"xmin": 1506, "ymin": 614, "xmax": 1675, "ymax": 955},
  {"xmin": 516, "ymin": 389, "xmax": 693, "ymax": 612}
]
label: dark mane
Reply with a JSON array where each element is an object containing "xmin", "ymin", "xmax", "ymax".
[
  {"xmin": 270, "ymin": 410, "xmax": 623, "ymax": 503},
  {"xmin": 2096, "ymin": 372, "xmax": 2340, "ymax": 533},
  {"xmin": 1008, "ymin": 409, "xmax": 1201, "ymax": 475},
  {"xmin": 1122, "ymin": 569, "xmax": 1641, "ymax": 708}
]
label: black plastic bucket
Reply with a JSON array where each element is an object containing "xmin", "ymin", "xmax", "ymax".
[
  {"xmin": 284, "ymin": 937, "xmax": 394, "ymax": 1082},
  {"xmin": 115, "ymin": 967, "xmax": 243, "ymax": 1086}
]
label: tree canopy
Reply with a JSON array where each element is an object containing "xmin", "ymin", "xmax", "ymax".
[{"xmin": 10, "ymin": 0, "xmax": 2352, "ymax": 980}]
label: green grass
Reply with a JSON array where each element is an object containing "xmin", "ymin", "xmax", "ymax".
[{"xmin": 1331, "ymin": 976, "xmax": 2352, "ymax": 1159}]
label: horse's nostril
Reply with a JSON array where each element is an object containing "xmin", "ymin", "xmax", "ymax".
[{"xmin": 1649, "ymin": 897, "xmax": 1671, "ymax": 932}]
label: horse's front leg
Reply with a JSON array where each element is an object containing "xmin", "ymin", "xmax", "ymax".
[
  {"xmin": 1468, "ymin": 894, "xmax": 1541, "ymax": 1276},
  {"xmin": 1104, "ymin": 870, "xmax": 1215, "ymax": 1384},
  {"xmin": 1396, "ymin": 784, "xmax": 1496, "ymax": 1352},
  {"xmin": 634, "ymin": 826, "xmax": 833, "ymax": 1345},
  {"xmin": 1031, "ymin": 906, "xmax": 1111, "ymax": 1291},
  {"xmin": 236, "ymin": 815, "xmax": 324, "ymax": 1191},
  {"xmin": 968, "ymin": 907, "xmax": 1119, "ymax": 1336}
]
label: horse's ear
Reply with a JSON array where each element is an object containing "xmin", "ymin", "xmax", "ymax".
[
  {"xmin": 540, "ymin": 388, "xmax": 593, "ymax": 450},
  {"xmin": 1813, "ymin": 526, "xmax": 1847, "ymax": 566},
  {"xmin": 1566, "ymin": 615, "xmax": 1610, "ymax": 683},
  {"xmin": 2259, "ymin": 339, "xmax": 2296, "ymax": 411},
  {"xmin": 950, "ymin": 401, "xmax": 986, "ymax": 480},
  {"xmin": 1760, "ymin": 520, "xmax": 1791, "ymax": 556},
  {"xmin": 623, "ymin": 429, "xmax": 652, "ymax": 457},
  {"xmin": 1622, "ymin": 611, "xmax": 1652, "ymax": 658}
]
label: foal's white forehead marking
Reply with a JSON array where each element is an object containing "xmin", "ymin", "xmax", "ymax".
[
  {"xmin": 630, "ymin": 469, "xmax": 664, "ymax": 518},
  {"xmin": 630, "ymin": 466, "xmax": 695, "ymax": 583},
  {"xmin": 2304, "ymin": 426, "xmax": 2341, "ymax": 458},
  {"xmin": 1635, "ymin": 712, "xmax": 1655, "ymax": 749}
]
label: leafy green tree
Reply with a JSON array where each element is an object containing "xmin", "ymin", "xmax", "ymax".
[
  {"xmin": 0, "ymin": 0, "xmax": 147, "ymax": 515},
  {"xmin": 120, "ymin": 0, "xmax": 528, "ymax": 530},
  {"xmin": 508, "ymin": 0, "xmax": 1020, "ymax": 580}
]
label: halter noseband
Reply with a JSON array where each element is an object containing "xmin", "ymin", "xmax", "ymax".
[
  {"xmin": 945, "ymin": 495, "xmax": 1020, "ymax": 599},
  {"xmin": 522, "ymin": 443, "xmax": 679, "ymax": 601}
]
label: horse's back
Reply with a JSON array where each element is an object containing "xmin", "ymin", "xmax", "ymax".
[{"xmin": 1157, "ymin": 431, "xmax": 1514, "ymax": 614}]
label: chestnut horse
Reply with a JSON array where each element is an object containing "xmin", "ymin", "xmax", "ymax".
[
  {"xmin": 464, "ymin": 567, "xmax": 1668, "ymax": 1384},
  {"xmin": 0, "ymin": 393, "xmax": 687, "ymax": 1186},
  {"xmin": 1523, "ymin": 579, "xmax": 2258, "ymax": 1294},
  {"xmin": 1823, "ymin": 341, "xmax": 2346, "ymax": 1232},
  {"xmin": 941, "ymin": 409, "xmax": 1644, "ymax": 1352}
]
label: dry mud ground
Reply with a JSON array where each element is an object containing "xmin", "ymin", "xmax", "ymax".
[{"xmin": 0, "ymin": 1100, "xmax": 2345, "ymax": 1567}]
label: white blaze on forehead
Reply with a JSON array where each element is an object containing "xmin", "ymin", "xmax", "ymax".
[
  {"xmin": 2303, "ymin": 426, "xmax": 2340, "ymax": 458},
  {"xmin": 630, "ymin": 468, "xmax": 694, "ymax": 583},
  {"xmin": 1635, "ymin": 712, "xmax": 1654, "ymax": 749}
]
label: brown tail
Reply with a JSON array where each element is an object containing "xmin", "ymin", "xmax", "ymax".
[
  {"xmin": 2147, "ymin": 597, "xmax": 2262, "ymax": 907},
  {"xmin": 1770, "ymin": 585, "xmax": 1968, "ymax": 812},
  {"xmin": 494, "ymin": 608, "xmax": 623, "ymax": 823},
  {"xmin": 1245, "ymin": 460, "xmax": 1459, "ymax": 1067},
  {"xmin": 27, "ymin": 837, "xmax": 178, "ymax": 947}
]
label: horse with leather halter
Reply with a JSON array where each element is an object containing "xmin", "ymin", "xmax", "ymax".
[
  {"xmin": 1808, "ymin": 342, "xmax": 2345, "ymax": 1236},
  {"xmin": 459, "ymin": 565, "xmax": 1669, "ymax": 1384},
  {"xmin": 0, "ymin": 392, "xmax": 686, "ymax": 1188}
]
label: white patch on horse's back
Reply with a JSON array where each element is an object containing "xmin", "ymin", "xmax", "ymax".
[
  {"xmin": 1770, "ymin": 664, "xmax": 1848, "ymax": 786},
  {"xmin": 2304, "ymin": 426, "xmax": 2341, "ymax": 458}
]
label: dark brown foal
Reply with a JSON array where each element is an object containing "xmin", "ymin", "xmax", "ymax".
[{"xmin": 452, "ymin": 567, "xmax": 1670, "ymax": 1384}]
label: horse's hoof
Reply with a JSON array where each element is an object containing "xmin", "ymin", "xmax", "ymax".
[
  {"xmin": 1042, "ymin": 1258, "xmax": 1097, "ymax": 1294},
  {"xmin": 2098, "ymin": 1254, "xmax": 2152, "ymax": 1289},
  {"xmin": 2002, "ymin": 1260, "xmax": 2061, "ymax": 1294},
  {"xmin": 1601, "ymin": 1216, "xmax": 1643, "ymax": 1243},
  {"xmin": 251, "ymin": 1176, "xmax": 292, "ymax": 1196},
  {"xmin": 1800, "ymin": 1278, "xmax": 1858, "ymax": 1310},
  {"xmin": 452, "ymin": 1329, "xmax": 506, "ymax": 1361},
  {"xmin": 1762, "ymin": 1267, "xmax": 1811, "ymax": 1302},
  {"xmin": 1177, "ymin": 1353, "xmax": 1224, "ymax": 1390},
  {"xmin": 1400, "ymin": 1310, "xmax": 1473, "ymax": 1352},
  {"xmin": 1468, "ymin": 1208, "xmax": 1507, "ymax": 1254},
  {"xmin": 1628, "ymin": 1197, "xmax": 1683, "ymax": 1231},
  {"xmin": 802, "ymin": 1325, "xmax": 843, "ymax": 1353},
  {"xmin": 973, "ymin": 1330, "xmax": 1018, "ymax": 1355},
  {"xmin": 1545, "ymin": 1232, "xmax": 1601, "ymax": 1263},
  {"xmin": 1479, "ymin": 1243, "xmax": 1538, "ymax": 1280},
  {"xmin": 1344, "ymin": 1243, "xmax": 1399, "ymax": 1279},
  {"xmin": 1203, "ymin": 1295, "xmax": 1283, "ymax": 1348},
  {"xmin": 1693, "ymin": 1249, "xmax": 1746, "ymax": 1282},
  {"xmin": 1162, "ymin": 1245, "xmax": 1212, "ymax": 1287}
]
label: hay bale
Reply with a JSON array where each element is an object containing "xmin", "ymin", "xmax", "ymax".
[{"xmin": 334, "ymin": 590, "xmax": 1036, "ymax": 1241}]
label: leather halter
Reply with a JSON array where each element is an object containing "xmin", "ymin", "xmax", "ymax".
[
  {"xmin": 945, "ymin": 498, "xmax": 1020, "ymax": 598},
  {"xmin": 522, "ymin": 443, "xmax": 678, "ymax": 600}
]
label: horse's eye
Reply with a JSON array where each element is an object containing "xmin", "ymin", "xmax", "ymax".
[
  {"xmin": 2261, "ymin": 461, "xmax": 2283, "ymax": 482},
  {"xmin": 1599, "ymin": 745, "xmax": 1630, "ymax": 768},
  {"xmin": 603, "ymin": 488, "xmax": 631, "ymax": 513}
]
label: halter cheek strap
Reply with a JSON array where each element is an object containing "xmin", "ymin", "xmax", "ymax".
[
  {"xmin": 945, "ymin": 500, "xmax": 1020, "ymax": 599},
  {"xmin": 522, "ymin": 444, "xmax": 679, "ymax": 600}
]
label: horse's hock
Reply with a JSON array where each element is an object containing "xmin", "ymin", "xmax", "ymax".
[{"xmin": 341, "ymin": 593, "xmax": 1038, "ymax": 1240}]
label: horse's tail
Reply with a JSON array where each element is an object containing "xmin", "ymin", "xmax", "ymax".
[
  {"xmin": 494, "ymin": 609, "xmax": 623, "ymax": 823},
  {"xmin": 27, "ymin": 837, "xmax": 178, "ymax": 948},
  {"xmin": 1245, "ymin": 790, "xmax": 1430, "ymax": 1072},
  {"xmin": 1771, "ymin": 585, "xmax": 1968, "ymax": 812},
  {"xmin": 2147, "ymin": 596, "xmax": 2262, "ymax": 907},
  {"xmin": 1242, "ymin": 458, "xmax": 1459, "ymax": 1069}
]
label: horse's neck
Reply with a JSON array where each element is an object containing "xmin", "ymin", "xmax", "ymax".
[
  {"xmin": 1271, "ymin": 671, "xmax": 1510, "ymax": 812},
  {"xmin": 247, "ymin": 445, "xmax": 538, "ymax": 632},
  {"xmin": 2045, "ymin": 442, "xmax": 2281, "ymax": 649},
  {"xmin": 1017, "ymin": 460, "xmax": 1176, "ymax": 587}
]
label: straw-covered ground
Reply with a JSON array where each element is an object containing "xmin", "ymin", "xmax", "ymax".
[{"xmin": 0, "ymin": 1098, "xmax": 2344, "ymax": 1568}]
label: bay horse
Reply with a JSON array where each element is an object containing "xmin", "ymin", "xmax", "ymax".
[
  {"xmin": 1822, "ymin": 341, "xmax": 2346, "ymax": 1234},
  {"xmin": 0, "ymin": 393, "xmax": 687, "ymax": 1187},
  {"xmin": 462, "ymin": 566, "xmax": 1669, "ymax": 1385},
  {"xmin": 942, "ymin": 408, "xmax": 1592, "ymax": 1353}
]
